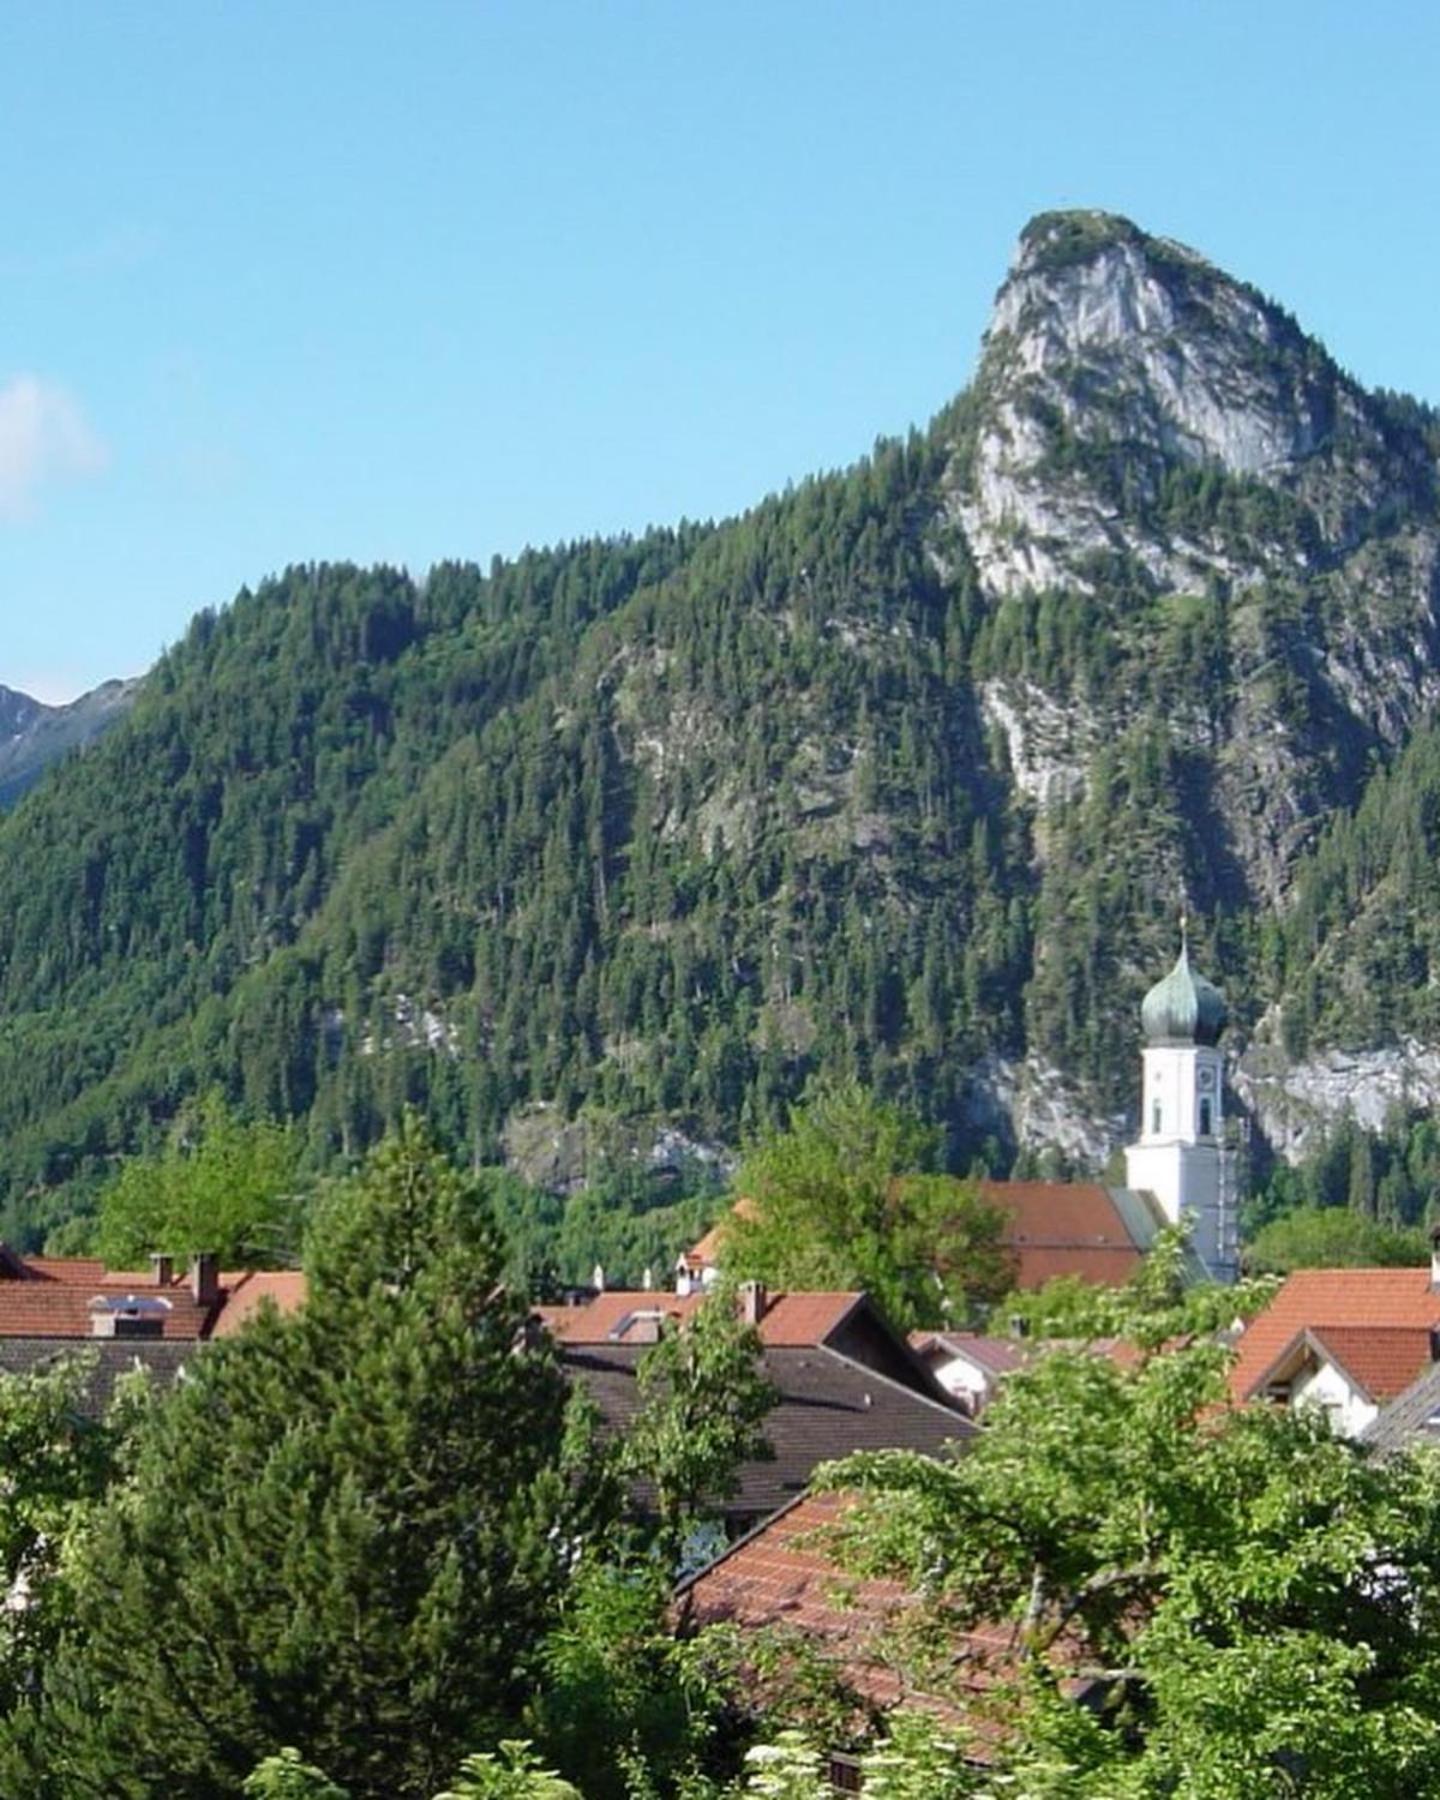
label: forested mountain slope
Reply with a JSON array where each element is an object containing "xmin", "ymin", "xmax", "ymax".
[{"xmin": 2, "ymin": 209, "xmax": 1440, "ymax": 1239}]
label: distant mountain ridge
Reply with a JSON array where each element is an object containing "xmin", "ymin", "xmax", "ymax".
[
  {"xmin": 0, "ymin": 679, "xmax": 140, "ymax": 807},
  {"xmin": 2, "ymin": 210, "xmax": 1440, "ymax": 1239}
]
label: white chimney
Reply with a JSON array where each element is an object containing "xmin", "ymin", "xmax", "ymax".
[{"xmin": 738, "ymin": 1281, "xmax": 767, "ymax": 1327}]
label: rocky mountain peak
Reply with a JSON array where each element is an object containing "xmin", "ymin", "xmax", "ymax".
[
  {"xmin": 0, "ymin": 685, "xmax": 46, "ymax": 744},
  {"xmin": 943, "ymin": 211, "xmax": 1440, "ymax": 915},
  {"xmin": 954, "ymin": 210, "xmax": 1430, "ymax": 605},
  {"xmin": 0, "ymin": 677, "xmax": 140, "ymax": 808}
]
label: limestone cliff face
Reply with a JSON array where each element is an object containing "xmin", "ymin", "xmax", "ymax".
[
  {"xmin": 957, "ymin": 212, "xmax": 1430, "ymax": 592},
  {"xmin": 947, "ymin": 210, "xmax": 1440, "ymax": 909}
]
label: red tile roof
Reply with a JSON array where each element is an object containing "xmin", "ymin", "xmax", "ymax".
[
  {"xmin": 534, "ymin": 1289, "xmax": 863, "ymax": 1349},
  {"xmin": 679, "ymin": 1491, "xmax": 1087, "ymax": 1745},
  {"xmin": 211, "ymin": 1270, "xmax": 309, "ymax": 1338},
  {"xmin": 24, "ymin": 1257, "xmax": 107, "ymax": 1282},
  {"xmin": 678, "ymin": 1491, "xmax": 947, "ymax": 1714},
  {"xmin": 1308, "ymin": 1326, "xmax": 1435, "ymax": 1402},
  {"xmin": 1252, "ymin": 1324, "xmax": 1435, "ymax": 1406},
  {"xmin": 0, "ymin": 1249, "xmax": 306, "ymax": 1340},
  {"xmin": 978, "ymin": 1180, "xmax": 1151, "ymax": 1289},
  {"xmin": 1231, "ymin": 1269, "xmax": 1440, "ymax": 1402},
  {"xmin": 678, "ymin": 1182, "xmax": 1162, "ymax": 1297}
]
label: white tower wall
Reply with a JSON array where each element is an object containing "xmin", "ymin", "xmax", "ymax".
[{"xmin": 1125, "ymin": 1042, "xmax": 1238, "ymax": 1284}]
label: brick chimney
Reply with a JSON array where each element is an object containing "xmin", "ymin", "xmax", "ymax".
[
  {"xmin": 738, "ymin": 1281, "xmax": 768, "ymax": 1327},
  {"xmin": 150, "ymin": 1252, "xmax": 174, "ymax": 1287},
  {"xmin": 190, "ymin": 1251, "xmax": 219, "ymax": 1307}
]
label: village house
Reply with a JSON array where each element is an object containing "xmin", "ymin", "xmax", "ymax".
[
  {"xmin": 0, "ymin": 1246, "xmax": 307, "ymax": 1406},
  {"xmin": 906, "ymin": 1330, "xmax": 1032, "ymax": 1414},
  {"xmin": 0, "ymin": 1245, "xmax": 305, "ymax": 1341},
  {"xmin": 1228, "ymin": 1249, "xmax": 1440, "ymax": 1439},
  {"xmin": 534, "ymin": 1283, "xmax": 972, "ymax": 1531}
]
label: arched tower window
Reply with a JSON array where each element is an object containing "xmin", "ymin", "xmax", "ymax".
[
  {"xmin": 1199, "ymin": 1097, "xmax": 1213, "ymax": 1138},
  {"xmin": 1152, "ymin": 1100, "xmax": 1162, "ymax": 1134}
]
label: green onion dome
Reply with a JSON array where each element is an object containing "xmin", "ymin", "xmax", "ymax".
[{"xmin": 1141, "ymin": 943, "xmax": 1228, "ymax": 1047}]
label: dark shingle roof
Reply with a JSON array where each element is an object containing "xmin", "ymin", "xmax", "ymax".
[
  {"xmin": 563, "ymin": 1342, "xmax": 973, "ymax": 1521},
  {"xmin": 536, "ymin": 1290, "xmax": 866, "ymax": 1348},
  {"xmin": 0, "ymin": 1338, "xmax": 193, "ymax": 1416},
  {"xmin": 1363, "ymin": 1360, "xmax": 1440, "ymax": 1454}
]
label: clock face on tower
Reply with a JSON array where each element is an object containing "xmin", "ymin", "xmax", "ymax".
[{"xmin": 1198, "ymin": 1067, "xmax": 1216, "ymax": 1091}]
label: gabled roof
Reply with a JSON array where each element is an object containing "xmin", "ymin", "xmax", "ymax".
[
  {"xmin": 0, "ymin": 1282, "xmax": 216, "ymax": 1339},
  {"xmin": 1363, "ymin": 1360, "xmax": 1440, "ymax": 1454},
  {"xmin": 976, "ymin": 1180, "xmax": 1165, "ymax": 1289},
  {"xmin": 678, "ymin": 1182, "xmax": 1170, "ymax": 1299},
  {"xmin": 1251, "ymin": 1324, "xmax": 1434, "ymax": 1406},
  {"xmin": 1230, "ymin": 1269, "xmax": 1440, "ymax": 1402},
  {"xmin": 565, "ymin": 1342, "xmax": 972, "ymax": 1521},
  {"xmin": 0, "ymin": 1247, "xmax": 306, "ymax": 1340},
  {"xmin": 910, "ymin": 1331, "xmax": 1031, "ymax": 1377},
  {"xmin": 534, "ymin": 1289, "xmax": 866, "ymax": 1349}
]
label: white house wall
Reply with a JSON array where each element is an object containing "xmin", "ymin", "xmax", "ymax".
[{"xmin": 1291, "ymin": 1360, "xmax": 1378, "ymax": 1440}]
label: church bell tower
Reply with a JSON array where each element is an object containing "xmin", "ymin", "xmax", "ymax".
[{"xmin": 1124, "ymin": 928, "xmax": 1238, "ymax": 1284}]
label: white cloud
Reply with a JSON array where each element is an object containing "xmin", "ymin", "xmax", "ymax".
[{"xmin": 0, "ymin": 375, "xmax": 108, "ymax": 521}]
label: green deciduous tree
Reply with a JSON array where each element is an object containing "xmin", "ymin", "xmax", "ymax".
[
  {"xmin": 1246, "ymin": 1205, "xmax": 1429, "ymax": 1274},
  {"xmin": 244, "ymin": 1748, "xmax": 350, "ymax": 1800},
  {"xmin": 620, "ymin": 1287, "xmax": 777, "ymax": 1560},
  {"xmin": 724, "ymin": 1084, "xmax": 1014, "ymax": 1331},
  {"xmin": 0, "ymin": 1354, "xmax": 134, "ymax": 1719},
  {"xmin": 738, "ymin": 1731, "xmax": 828, "ymax": 1800},
  {"xmin": 1002, "ymin": 1222, "xmax": 1277, "ymax": 1344},
  {"xmin": 820, "ymin": 1342, "xmax": 1440, "ymax": 1797},
  {"xmin": 93, "ymin": 1090, "xmax": 308, "ymax": 1267},
  {"xmin": 856, "ymin": 1712, "xmax": 975, "ymax": 1800},
  {"xmin": 434, "ymin": 1743, "xmax": 580, "ymax": 1799},
  {"xmin": 529, "ymin": 1558, "xmax": 734, "ymax": 1800}
]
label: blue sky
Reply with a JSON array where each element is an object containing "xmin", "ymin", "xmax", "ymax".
[{"xmin": 3, "ymin": 1, "xmax": 1438, "ymax": 701}]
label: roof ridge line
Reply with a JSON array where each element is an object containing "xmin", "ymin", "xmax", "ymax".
[{"xmin": 673, "ymin": 1490, "xmax": 814, "ymax": 1597}]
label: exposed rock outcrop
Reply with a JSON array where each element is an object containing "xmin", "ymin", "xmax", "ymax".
[
  {"xmin": 947, "ymin": 210, "xmax": 1440, "ymax": 909},
  {"xmin": 0, "ymin": 677, "xmax": 140, "ymax": 807},
  {"xmin": 1235, "ymin": 1040, "xmax": 1440, "ymax": 1166}
]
